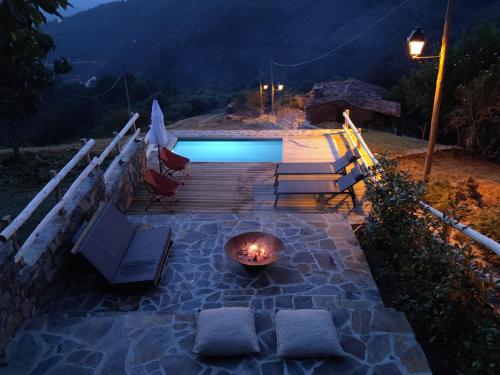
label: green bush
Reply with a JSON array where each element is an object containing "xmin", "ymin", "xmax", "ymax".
[{"xmin": 361, "ymin": 157, "xmax": 500, "ymax": 375}]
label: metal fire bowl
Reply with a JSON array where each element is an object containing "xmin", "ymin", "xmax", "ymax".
[{"xmin": 224, "ymin": 231, "xmax": 284, "ymax": 266}]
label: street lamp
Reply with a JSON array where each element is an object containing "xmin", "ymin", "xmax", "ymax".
[
  {"xmin": 277, "ymin": 83, "xmax": 284, "ymax": 91},
  {"xmin": 407, "ymin": 27, "xmax": 440, "ymax": 60},
  {"xmin": 407, "ymin": 27, "xmax": 426, "ymax": 58},
  {"xmin": 263, "ymin": 84, "xmax": 269, "ymax": 90},
  {"xmin": 408, "ymin": 0, "xmax": 453, "ymax": 181}
]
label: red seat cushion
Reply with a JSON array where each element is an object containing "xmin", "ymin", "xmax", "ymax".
[
  {"xmin": 144, "ymin": 169, "xmax": 181, "ymax": 196},
  {"xmin": 160, "ymin": 148, "xmax": 189, "ymax": 170}
]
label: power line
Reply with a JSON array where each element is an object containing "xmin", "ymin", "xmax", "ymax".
[
  {"xmin": 271, "ymin": 0, "xmax": 411, "ymax": 68},
  {"xmin": 77, "ymin": 73, "xmax": 123, "ymax": 98}
]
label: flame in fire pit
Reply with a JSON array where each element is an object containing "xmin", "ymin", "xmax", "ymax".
[
  {"xmin": 238, "ymin": 243, "xmax": 270, "ymax": 263},
  {"xmin": 225, "ymin": 232, "xmax": 284, "ymax": 266}
]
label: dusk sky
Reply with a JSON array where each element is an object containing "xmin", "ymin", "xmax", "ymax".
[{"xmin": 59, "ymin": 0, "xmax": 119, "ymax": 17}]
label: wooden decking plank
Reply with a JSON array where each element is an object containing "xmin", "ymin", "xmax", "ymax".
[{"xmin": 128, "ymin": 133, "xmax": 369, "ymax": 223}]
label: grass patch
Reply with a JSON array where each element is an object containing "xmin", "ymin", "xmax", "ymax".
[{"xmin": 362, "ymin": 130, "xmax": 427, "ymax": 153}]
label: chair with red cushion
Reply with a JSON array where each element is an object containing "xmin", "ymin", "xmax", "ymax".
[
  {"xmin": 160, "ymin": 147, "xmax": 190, "ymax": 183},
  {"xmin": 143, "ymin": 169, "xmax": 181, "ymax": 211}
]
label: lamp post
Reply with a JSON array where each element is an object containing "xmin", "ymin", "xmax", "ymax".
[
  {"xmin": 268, "ymin": 61, "xmax": 285, "ymax": 116},
  {"xmin": 274, "ymin": 83, "xmax": 284, "ymax": 115},
  {"xmin": 259, "ymin": 71, "xmax": 269, "ymax": 113},
  {"xmin": 259, "ymin": 83, "xmax": 269, "ymax": 113},
  {"xmin": 407, "ymin": 0, "xmax": 453, "ymax": 181},
  {"xmin": 259, "ymin": 80, "xmax": 264, "ymax": 113}
]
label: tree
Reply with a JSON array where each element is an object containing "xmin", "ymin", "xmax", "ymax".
[
  {"xmin": 448, "ymin": 69, "xmax": 500, "ymax": 158},
  {"xmin": 390, "ymin": 62, "xmax": 437, "ymax": 138},
  {"xmin": 0, "ymin": 0, "xmax": 71, "ymax": 158},
  {"xmin": 391, "ymin": 17, "xmax": 500, "ymax": 156}
]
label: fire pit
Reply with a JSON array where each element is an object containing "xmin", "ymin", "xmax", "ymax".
[{"xmin": 225, "ymin": 232, "xmax": 284, "ymax": 266}]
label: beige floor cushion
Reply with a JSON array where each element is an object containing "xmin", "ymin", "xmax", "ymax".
[
  {"xmin": 276, "ymin": 309, "xmax": 344, "ymax": 358},
  {"xmin": 193, "ymin": 307, "xmax": 260, "ymax": 356}
]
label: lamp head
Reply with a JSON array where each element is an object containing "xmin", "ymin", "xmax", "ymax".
[
  {"xmin": 277, "ymin": 83, "xmax": 284, "ymax": 91},
  {"xmin": 407, "ymin": 26, "xmax": 426, "ymax": 58},
  {"xmin": 263, "ymin": 84, "xmax": 269, "ymax": 90}
]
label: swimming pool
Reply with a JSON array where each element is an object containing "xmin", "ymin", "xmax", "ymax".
[{"xmin": 172, "ymin": 139, "xmax": 282, "ymax": 162}]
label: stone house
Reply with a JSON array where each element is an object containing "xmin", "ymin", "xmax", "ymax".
[{"xmin": 305, "ymin": 79, "xmax": 401, "ymax": 130}]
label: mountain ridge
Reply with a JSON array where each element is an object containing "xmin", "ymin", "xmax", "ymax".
[{"xmin": 48, "ymin": 0, "xmax": 500, "ymax": 88}]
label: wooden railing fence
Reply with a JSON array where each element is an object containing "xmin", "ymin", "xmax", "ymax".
[
  {"xmin": 342, "ymin": 110, "xmax": 500, "ymax": 256},
  {"xmin": 0, "ymin": 113, "xmax": 140, "ymax": 259}
]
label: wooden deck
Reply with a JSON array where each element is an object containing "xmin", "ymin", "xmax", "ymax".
[{"xmin": 127, "ymin": 131, "xmax": 369, "ymax": 223}]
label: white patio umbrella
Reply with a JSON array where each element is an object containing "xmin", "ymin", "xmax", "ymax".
[{"xmin": 149, "ymin": 99, "xmax": 168, "ymax": 172}]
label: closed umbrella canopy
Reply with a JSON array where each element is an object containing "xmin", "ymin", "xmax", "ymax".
[{"xmin": 149, "ymin": 99, "xmax": 168, "ymax": 147}]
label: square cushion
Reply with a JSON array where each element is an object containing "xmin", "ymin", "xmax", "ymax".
[
  {"xmin": 276, "ymin": 309, "xmax": 344, "ymax": 358},
  {"xmin": 113, "ymin": 226, "xmax": 172, "ymax": 284},
  {"xmin": 78, "ymin": 204, "xmax": 135, "ymax": 282},
  {"xmin": 193, "ymin": 307, "xmax": 260, "ymax": 356}
]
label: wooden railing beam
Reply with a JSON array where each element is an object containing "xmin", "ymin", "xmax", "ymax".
[
  {"xmin": 103, "ymin": 128, "xmax": 141, "ymax": 181},
  {"xmin": 0, "ymin": 139, "xmax": 96, "ymax": 242},
  {"xmin": 15, "ymin": 157, "xmax": 100, "ymax": 263},
  {"xmin": 419, "ymin": 202, "xmax": 500, "ymax": 256},
  {"xmin": 80, "ymin": 138, "xmax": 91, "ymax": 164},
  {"xmin": 343, "ymin": 110, "xmax": 500, "ymax": 256},
  {"xmin": 1, "ymin": 215, "xmax": 19, "ymax": 251},
  {"xmin": 98, "ymin": 113, "xmax": 139, "ymax": 165}
]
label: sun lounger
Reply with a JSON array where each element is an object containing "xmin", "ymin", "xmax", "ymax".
[
  {"xmin": 72, "ymin": 203, "xmax": 172, "ymax": 286},
  {"xmin": 274, "ymin": 165, "xmax": 366, "ymax": 207},
  {"xmin": 160, "ymin": 147, "xmax": 189, "ymax": 183},
  {"xmin": 274, "ymin": 149, "xmax": 360, "ymax": 185},
  {"xmin": 144, "ymin": 169, "xmax": 181, "ymax": 211}
]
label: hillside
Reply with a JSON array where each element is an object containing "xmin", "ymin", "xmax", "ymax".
[
  {"xmin": 46, "ymin": 0, "xmax": 117, "ymax": 18},
  {"xmin": 47, "ymin": 0, "xmax": 500, "ymax": 88}
]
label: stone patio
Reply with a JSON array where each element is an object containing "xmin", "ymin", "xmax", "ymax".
[{"xmin": 1, "ymin": 213, "xmax": 431, "ymax": 374}]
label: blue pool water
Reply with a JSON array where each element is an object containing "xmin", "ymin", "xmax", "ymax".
[{"xmin": 172, "ymin": 139, "xmax": 282, "ymax": 162}]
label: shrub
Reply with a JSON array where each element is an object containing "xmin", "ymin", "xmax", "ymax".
[
  {"xmin": 361, "ymin": 157, "xmax": 500, "ymax": 375},
  {"xmin": 474, "ymin": 209, "xmax": 500, "ymax": 244}
]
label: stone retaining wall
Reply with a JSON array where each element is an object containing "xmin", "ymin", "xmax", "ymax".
[
  {"xmin": 105, "ymin": 138, "xmax": 147, "ymax": 211},
  {"xmin": 0, "ymin": 171, "xmax": 105, "ymax": 358},
  {"xmin": 0, "ymin": 138, "xmax": 147, "ymax": 360}
]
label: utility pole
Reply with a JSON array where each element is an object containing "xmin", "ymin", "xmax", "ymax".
[
  {"xmin": 123, "ymin": 70, "xmax": 132, "ymax": 117},
  {"xmin": 270, "ymin": 61, "xmax": 275, "ymax": 117},
  {"xmin": 422, "ymin": 0, "xmax": 453, "ymax": 181},
  {"xmin": 259, "ymin": 73, "xmax": 264, "ymax": 113}
]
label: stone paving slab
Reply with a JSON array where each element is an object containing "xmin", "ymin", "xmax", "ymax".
[
  {"xmin": 2, "ymin": 308, "xmax": 430, "ymax": 375},
  {"xmin": 2, "ymin": 213, "xmax": 432, "ymax": 374},
  {"xmin": 50, "ymin": 213, "xmax": 384, "ymax": 315}
]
